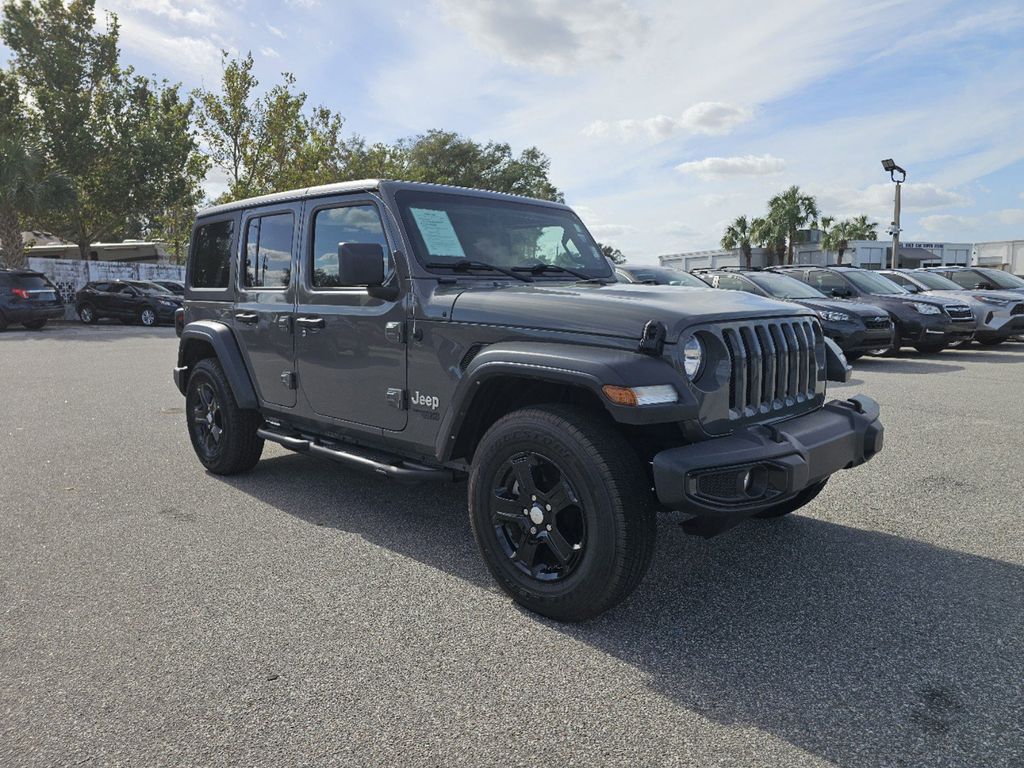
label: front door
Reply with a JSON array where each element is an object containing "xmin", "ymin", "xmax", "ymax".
[
  {"xmin": 233, "ymin": 204, "xmax": 299, "ymax": 408},
  {"xmin": 294, "ymin": 195, "xmax": 408, "ymax": 431}
]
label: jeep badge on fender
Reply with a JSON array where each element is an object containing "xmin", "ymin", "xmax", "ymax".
[{"xmin": 173, "ymin": 180, "xmax": 884, "ymax": 622}]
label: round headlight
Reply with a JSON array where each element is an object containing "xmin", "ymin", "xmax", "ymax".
[{"xmin": 682, "ymin": 336, "xmax": 703, "ymax": 379}]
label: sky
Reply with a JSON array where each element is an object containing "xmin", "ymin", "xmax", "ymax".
[{"xmin": 4, "ymin": 0, "xmax": 1024, "ymax": 258}]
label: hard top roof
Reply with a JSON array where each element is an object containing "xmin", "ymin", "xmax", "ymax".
[{"xmin": 197, "ymin": 179, "xmax": 573, "ymax": 219}]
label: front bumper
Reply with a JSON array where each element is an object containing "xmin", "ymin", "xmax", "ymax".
[
  {"xmin": 903, "ymin": 313, "xmax": 973, "ymax": 344},
  {"xmin": 826, "ymin": 323, "xmax": 893, "ymax": 353},
  {"xmin": 977, "ymin": 311, "xmax": 1024, "ymax": 341},
  {"xmin": 652, "ymin": 395, "xmax": 883, "ymax": 516}
]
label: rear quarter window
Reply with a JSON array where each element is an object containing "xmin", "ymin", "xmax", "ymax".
[{"xmin": 190, "ymin": 219, "xmax": 235, "ymax": 289}]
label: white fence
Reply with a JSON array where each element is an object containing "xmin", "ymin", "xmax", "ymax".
[{"xmin": 26, "ymin": 258, "xmax": 186, "ymax": 320}]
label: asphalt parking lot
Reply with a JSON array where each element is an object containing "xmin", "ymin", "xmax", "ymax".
[{"xmin": 1, "ymin": 324, "xmax": 1022, "ymax": 767}]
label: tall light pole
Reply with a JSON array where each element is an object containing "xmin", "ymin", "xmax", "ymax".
[{"xmin": 881, "ymin": 159, "xmax": 906, "ymax": 270}]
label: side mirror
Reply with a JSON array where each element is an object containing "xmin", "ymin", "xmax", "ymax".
[
  {"xmin": 903, "ymin": 283, "xmax": 920, "ymax": 293},
  {"xmin": 829, "ymin": 287, "xmax": 851, "ymax": 298},
  {"xmin": 338, "ymin": 242, "xmax": 386, "ymax": 286}
]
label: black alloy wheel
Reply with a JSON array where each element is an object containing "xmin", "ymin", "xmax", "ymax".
[
  {"xmin": 490, "ymin": 451, "xmax": 587, "ymax": 582},
  {"xmin": 191, "ymin": 379, "xmax": 224, "ymax": 462}
]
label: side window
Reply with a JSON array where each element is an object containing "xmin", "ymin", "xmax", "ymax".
[
  {"xmin": 948, "ymin": 271, "xmax": 979, "ymax": 289},
  {"xmin": 808, "ymin": 270, "xmax": 846, "ymax": 293},
  {"xmin": 716, "ymin": 274, "xmax": 757, "ymax": 292},
  {"xmin": 311, "ymin": 204, "xmax": 389, "ymax": 288},
  {"xmin": 243, "ymin": 212, "xmax": 294, "ymax": 289},
  {"xmin": 191, "ymin": 219, "xmax": 234, "ymax": 289}
]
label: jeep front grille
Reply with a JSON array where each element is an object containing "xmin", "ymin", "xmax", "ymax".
[
  {"xmin": 721, "ymin": 319, "xmax": 821, "ymax": 418},
  {"xmin": 944, "ymin": 304, "xmax": 974, "ymax": 322}
]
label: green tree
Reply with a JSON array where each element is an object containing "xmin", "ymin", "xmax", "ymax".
[
  {"xmin": 720, "ymin": 214, "xmax": 754, "ymax": 268},
  {"xmin": 193, "ymin": 51, "xmax": 345, "ymax": 201},
  {"xmin": 0, "ymin": 70, "xmax": 74, "ymax": 268},
  {"xmin": 596, "ymin": 242, "xmax": 626, "ymax": 264},
  {"xmin": 751, "ymin": 215, "xmax": 786, "ymax": 266},
  {"xmin": 2, "ymin": 0, "xmax": 206, "ymax": 260},
  {"xmin": 821, "ymin": 214, "xmax": 878, "ymax": 265},
  {"xmin": 767, "ymin": 185, "xmax": 819, "ymax": 265}
]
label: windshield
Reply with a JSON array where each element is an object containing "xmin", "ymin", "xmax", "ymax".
[
  {"xmin": 395, "ymin": 191, "xmax": 612, "ymax": 279},
  {"xmin": 9, "ymin": 274, "xmax": 53, "ymax": 289},
  {"xmin": 627, "ymin": 266, "xmax": 707, "ymax": 287},
  {"xmin": 907, "ymin": 271, "xmax": 961, "ymax": 290},
  {"xmin": 129, "ymin": 280, "xmax": 174, "ymax": 295},
  {"xmin": 748, "ymin": 272, "xmax": 826, "ymax": 299},
  {"xmin": 978, "ymin": 268, "xmax": 1024, "ymax": 289},
  {"xmin": 845, "ymin": 270, "xmax": 908, "ymax": 295}
]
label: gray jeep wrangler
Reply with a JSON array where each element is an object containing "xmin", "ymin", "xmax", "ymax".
[{"xmin": 174, "ymin": 180, "xmax": 884, "ymax": 621}]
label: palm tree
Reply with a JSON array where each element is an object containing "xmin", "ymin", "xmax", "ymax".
[
  {"xmin": 720, "ymin": 215, "xmax": 754, "ymax": 268},
  {"xmin": 767, "ymin": 185, "xmax": 819, "ymax": 265},
  {"xmin": 0, "ymin": 138, "xmax": 74, "ymax": 269},
  {"xmin": 821, "ymin": 215, "xmax": 878, "ymax": 265},
  {"xmin": 751, "ymin": 214, "xmax": 786, "ymax": 266}
]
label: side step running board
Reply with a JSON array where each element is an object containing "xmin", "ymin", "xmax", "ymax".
[{"xmin": 257, "ymin": 426, "xmax": 455, "ymax": 484}]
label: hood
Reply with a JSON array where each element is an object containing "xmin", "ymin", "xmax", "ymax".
[
  {"xmin": 449, "ymin": 281, "xmax": 813, "ymax": 340},
  {"xmin": 921, "ymin": 288, "xmax": 1024, "ymax": 304},
  {"xmin": 788, "ymin": 297, "xmax": 889, "ymax": 319}
]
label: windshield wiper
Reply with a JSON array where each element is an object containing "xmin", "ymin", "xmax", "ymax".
[
  {"xmin": 426, "ymin": 259, "xmax": 532, "ymax": 282},
  {"xmin": 512, "ymin": 262, "xmax": 601, "ymax": 282}
]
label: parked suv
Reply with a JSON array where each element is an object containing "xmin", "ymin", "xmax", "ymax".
[
  {"xmin": 75, "ymin": 280, "xmax": 182, "ymax": 326},
  {"xmin": 613, "ymin": 264, "xmax": 711, "ymax": 288},
  {"xmin": 922, "ymin": 266, "xmax": 1024, "ymax": 296},
  {"xmin": 694, "ymin": 268, "xmax": 893, "ymax": 360},
  {"xmin": 153, "ymin": 279, "xmax": 185, "ymax": 296},
  {"xmin": 772, "ymin": 265, "xmax": 974, "ymax": 353},
  {"xmin": 174, "ymin": 180, "xmax": 884, "ymax": 621},
  {"xmin": 880, "ymin": 268, "xmax": 1024, "ymax": 346},
  {"xmin": 0, "ymin": 269, "xmax": 65, "ymax": 330}
]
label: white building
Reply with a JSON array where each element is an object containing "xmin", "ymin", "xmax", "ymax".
[
  {"xmin": 660, "ymin": 247, "xmax": 773, "ymax": 272},
  {"xmin": 973, "ymin": 240, "xmax": 1024, "ymax": 274}
]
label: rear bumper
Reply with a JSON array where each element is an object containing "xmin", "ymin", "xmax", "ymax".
[
  {"xmin": 652, "ymin": 395, "xmax": 883, "ymax": 516},
  {"xmin": 2, "ymin": 304, "xmax": 65, "ymax": 322}
]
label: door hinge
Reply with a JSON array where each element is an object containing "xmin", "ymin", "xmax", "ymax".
[
  {"xmin": 281, "ymin": 371, "xmax": 297, "ymax": 390},
  {"xmin": 385, "ymin": 321, "xmax": 406, "ymax": 344},
  {"xmin": 386, "ymin": 387, "xmax": 406, "ymax": 410}
]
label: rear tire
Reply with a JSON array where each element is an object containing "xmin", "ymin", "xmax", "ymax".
[
  {"xmin": 185, "ymin": 358, "xmax": 264, "ymax": 475},
  {"xmin": 0, "ymin": 311, "xmax": 8, "ymax": 331},
  {"xmin": 22, "ymin": 319, "xmax": 47, "ymax": 330},
  {"xmin": 845, "ymin": 352, "xmax": 862, "ymax": 362},
  {"xmin": 78, "ymin": 304, "xmax": 97, "ymax": 324},
  {"xmin": 914, "ymin": 342, "xmax": 947, "ymax": 354},
  {"xmin": 753, "ymin": 479, "xmax": 829, "ymax": 519},
  {"xmin": 976, "ymin": 337, "xmax": 1005, "ymax": 347},
  {"xmin": 468, "ymin": 404, "xmax": 657, "ymax": 622}
]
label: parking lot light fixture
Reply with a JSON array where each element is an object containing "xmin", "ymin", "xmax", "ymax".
[{"xmin": 881, "ymin": 159, "xmax": 906, "ymax": 269}]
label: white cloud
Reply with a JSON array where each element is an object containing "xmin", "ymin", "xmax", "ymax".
[
  {"xmin": 675, "ymin": 154, "xmax": 786, "ymax": 180},
  {"xmin": 104, "ymin": 0, "xmax": 219, "ymax": 27},
  {"xmin": 259, "ymin": 46, "xmax": 280, "ymax": 58},
  {"xmin": 583, "ymin": 102, "xmax": 753, "ymax": 142},
  {"xmin": 267, "ymin": 24, "xmax": 286, "ymax": 39},
  {"xmin": 818, "ymin": 182, "xmax": 969, "ymax": 218},
  {"xmin": 113, "ymin": 13, "xmax": 224, "ymax": 82},
  {"xmin": 435, "ymin": 0, "xmax": 648, "ymax": 74}
]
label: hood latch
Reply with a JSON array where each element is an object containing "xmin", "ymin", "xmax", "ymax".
[{"xmin": 638, "ymin": 319, "xmax": 667, "ymax": 356}]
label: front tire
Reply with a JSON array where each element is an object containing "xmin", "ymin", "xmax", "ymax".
[
  {"xmin": 468, "ymin": 404, "xmax": 657, "ymax": 622},
  {"xmin": 914, "ymin": 342, "xmax": 947, "ymax": 354},
  {"xmin": 753, "ymin": 479, "xmax": 829, "ymax": 519},
  {"xmin": 185, "ymin": 358, "xmax": 264, "ymax": 475},
  {"xmin": 78, "ymin": 303, "xmax": 97, "ymax": 324},
  {"xmin": 22, "ymin": 319, "xmax": 47, "ymax": 330},
  {"xmin": 976, "ymin": 337, "xmax": 1005, "ymax": 347},
  {"xmin": 139, "ymin": 306, "xmax": 157, "ymax": 326}
]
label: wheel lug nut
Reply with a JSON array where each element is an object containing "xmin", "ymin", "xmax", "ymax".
[
  {"xmin": 531, "ymin": 495, "xmax": 536, "ymax": 501},
  {"xmin": 546, "ymin": 524, "xmax": 552, "ymax": 531},
  {"xmin": 523, "ymin": 508, "xmax": 529, "ymax": 515},
  {"xmin": 545, "ymin": 504, "xmax": 551, "ymax": 511},
  {"xmin": 530, "ymin": 526, "xmax": 537, "ymax": 534}
]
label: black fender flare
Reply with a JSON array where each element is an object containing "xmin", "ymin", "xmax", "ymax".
[
  {"xmin": 436, "ymin": 341, "xmax": 699, "ymax": 461},
  {"xmin": 175, "ymin": 320, "xmax": 258, "ymax": 409}
]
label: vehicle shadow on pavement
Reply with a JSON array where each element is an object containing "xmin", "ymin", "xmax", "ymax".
[
  {"xmin": 852, "ymin": 357, "xmax": 965, "ymax": 375},
  {"xmin": 227, "ymin": 453, "xmax": 1023, "ymax": 768},
  {"xmin": 0, "ymin": 323, "xmax": 176, "ymax": 342}
]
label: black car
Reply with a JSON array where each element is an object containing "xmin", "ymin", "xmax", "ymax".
[
  {"xmin": 0, "ymin": 269, "xmax": 65, "ymax": 330},
  {"xmin": 922, "ymin": 266, "xmax": 1024, "ymax": 296},
  {"xmin": 772, "ymin": 265, "xmax": 974, "ymax": 354},
  {"xmin": 75, "ymin": 279, "xmax": 182, "ymax": 326},
  {"xmin": 694, "ymin": 268, "xmax": 893, "ymax": 360},
  {"xmin": 172, "ymin": 180, "xmax": 883, "ymax": 622},
  {"xmin": 614, "ymin": 264, "xmax": 711, "ymax": 288},
  {"xmin": 153, "ymin": 279, "xmax": 185, "ymax": 295}
]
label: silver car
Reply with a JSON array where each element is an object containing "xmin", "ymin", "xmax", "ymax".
[{"xmin": 880, "ymin": 269, "xmax": 1024, "ymax": 346}]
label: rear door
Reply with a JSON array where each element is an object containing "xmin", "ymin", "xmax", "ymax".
[
  {"xmin": 294, "ymin": 194, "xmax": 407, "ymax": 431},
  {"xmin": 233, "ymin": 204, "xmax": 300, "ymax": 408}
]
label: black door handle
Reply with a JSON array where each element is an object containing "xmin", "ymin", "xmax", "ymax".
[
  {"xmin": 295, "ymin": 316, "xmax": 325, "ymax": 329},
  {"xmin": 235, "ymin": 312, "xmax": 259, "ymax": 324}
]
